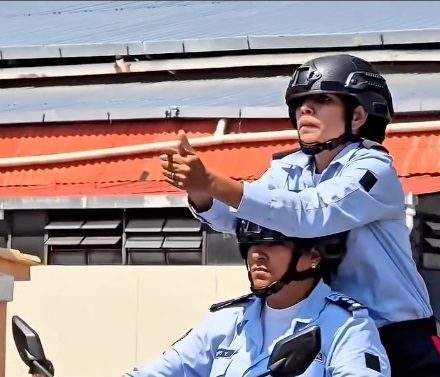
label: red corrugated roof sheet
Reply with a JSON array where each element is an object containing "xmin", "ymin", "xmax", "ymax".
[{"xmin": 0, "ymin": 119, "xmax": 438, "ymax": 196}]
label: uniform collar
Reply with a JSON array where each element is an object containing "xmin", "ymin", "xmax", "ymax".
[
  {"xmin": 329, "ymin": 141, "xmax": 361, "ymax": 167},
  {"xmin": 277, "ymin": 149, "xmax": 310, "ymax": 168},
  {"xmin": 237, "ymin": 280, "xmax": 332, "ymax": 368},
  {"xmin": 239, "ymin": 280, "xmax": 332, "ymax": 330},
  {"xmin": 280, "ymin": 142, "xmax": 361, "ymax": 169},
  {"xmin": 241, "ymin": 295, "xmax": 264, "ymax": 324},
  {"xmin": 292, "ymin": 280, "xmax": 332, "ymax": 326}
]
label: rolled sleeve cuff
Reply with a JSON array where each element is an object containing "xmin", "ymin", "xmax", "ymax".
[{"xmin": 188, "ymin": 196, "xmax": 228, "ymax": 225}]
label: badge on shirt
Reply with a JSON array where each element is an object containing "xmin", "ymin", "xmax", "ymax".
[
  {"xmin": 215, "ymin": 348, "xmax": 237, "ymax": 359},
  {"xmin": 314, "ymin": 351, "xmax": 325, "ymax": 364}
]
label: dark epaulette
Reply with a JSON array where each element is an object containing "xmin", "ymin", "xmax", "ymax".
[
  {"xmin": 209, "ymin": 293, "xmax": 254, "ymax": 312},
  {"xmin": 169, "ymin": 328, "xmax": 193, "ymax": 347},
  {"xmin": 272, "ymin": 147, "xmax": 301, "ymax": 160},
  {"xmin": 360, "ymin": 138, "xmax": 389, "ymax": 153},
  {"xmin": 325, "ymin": 293, "xmax": 365, "ymax": 312}
]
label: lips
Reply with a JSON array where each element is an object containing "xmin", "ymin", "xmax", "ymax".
[
  {"xmin": 297, "ymin": 115, "xmax": 321, "ymax": 130},
  {"xmin": 252, "ymin": 266, "xmax": 269, "ymax": 273}
]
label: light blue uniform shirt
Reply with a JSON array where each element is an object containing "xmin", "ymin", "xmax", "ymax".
[
  {"xmin": 124, "ymin": 281, "xmax": 390, "ymax": 377},
  {"xmin": 191, "ymin": 143, "xmax": 432, "ymax": 327}
]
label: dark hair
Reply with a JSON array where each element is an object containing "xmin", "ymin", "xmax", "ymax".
[
  {"xmin": 296, "ymin": 237, "xmax": 347, "ymax": 284},
  {"xmin": 338, "ymin": 94, "xmax": 388, "ymax": 144},
  {"xmin": 317, "ymin": 257, "xmax": 344, "ymax": 284},
  {"xmin": 358, "ymin": 115, "xmax": 388, "ymax": 143}
]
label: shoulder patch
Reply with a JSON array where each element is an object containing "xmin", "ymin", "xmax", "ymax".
[
  {"xmin": 210, "ymin": 293, "xmax": 254, "ymax": 312},
  {"xmin": 365, "ymin": 352, "xmax": 381, "ymax": 372},
  {"xmin": 359, "ymin": 170, "xmax": 378, "ymax": 192},
  {"xmin": 272, "ymin": 147, "xmax": 301, "ymax": 160},
  {"xmin": 326, "ymin": 293, "xmax": 365, "ymax": 312},
  {"xmin": 360, "ymin": 138, "xmax": 389, "ymax": 153}
]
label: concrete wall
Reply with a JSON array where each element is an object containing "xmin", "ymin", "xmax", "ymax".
[{"xmin": 5, "ymin": 265, "xmax": 249, "ymax": 377}]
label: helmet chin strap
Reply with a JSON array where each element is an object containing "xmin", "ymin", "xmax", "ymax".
[
  {"xmin": 293, "ymin": 95, "xmax": 360, "ymax": 156},
  {"xmin": 246, "ymin": 251, "xmax": 318, "ymax": 299},
  {"xmin": 299, "ymin": 133, "xmax": 360, "ymax": 156},
  {"xmin": 249, "ymin": 278, "xmax": 286, "ymax": 299}
]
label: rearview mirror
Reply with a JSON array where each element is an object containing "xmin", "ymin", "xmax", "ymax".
[
  {"xmin": 12, "ymin": 315, "xmax": 54, "ymax": 377},
  {"xmin": 259, "ymin": 325, "xmax": 321, "ymax": 377}
]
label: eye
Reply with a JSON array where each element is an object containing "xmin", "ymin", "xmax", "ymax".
[
  {"xmin": 268, "ymin": 241, "xmax": 289, "ymax": 248},
  {"xmin": 312, "ymin": 94, "xmax": 332, "ymax": 104},
  {"xmin": 294, "ymin": 94, "xmax": 333, "ymax": 110}
]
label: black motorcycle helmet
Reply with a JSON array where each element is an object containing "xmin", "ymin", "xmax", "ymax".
[
  {"xmin": 236, "ymin": 219, "xmax": 348, "ymax": 298},
  {"xmin": 285, "ymin": 54, "xmax": 394, "ymax": 154}
]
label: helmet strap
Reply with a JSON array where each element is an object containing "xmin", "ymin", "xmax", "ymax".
[
  {"xmin": 297, "ymin": 96, "xmax": 360, "ymax": 156},
  {"xmin": 299, "ymin": 133, "xmax": 357, "ymax": 156},
  {"xmin": 246, "ymin": 249, "xmax": 318, "ymax": 298}
]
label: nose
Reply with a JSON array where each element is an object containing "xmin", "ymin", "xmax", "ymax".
[
  {"xmin": 248, "ymin": 245, "xmax": 268, "ymax": 262},
  {"xmin": 299, "ymin": 99, "xmax": 315, "ymax": 115}
]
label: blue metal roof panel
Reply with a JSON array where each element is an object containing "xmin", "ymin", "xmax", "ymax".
[
  {"xmin": 1, "ymin": 1, "xmax": 439, "ymax": 46},
  {"xmin": 0, "ymin": 73, "xmax": 438, "ymax": 123}
]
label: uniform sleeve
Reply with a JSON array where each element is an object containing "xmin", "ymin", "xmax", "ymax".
[
  {"xmin": 122, "ymin": 348, "xmax": 185, "ymax": 377},
  {"xmin": 189, "ymin": 196, "xmax": 238, "ymax": 234},
  {"xmin": 188, "ymin": 163, "xmax": 282, "ymax": 234},
  {"xmin": 327, "ymin": 312, "xmax": 391, "ymax": 377},
  {"xmin": 122, "ymin": 312, "xmax": 234, "ymax": 377},
  {"xmin": 235, "ymin": 151, "xmax": 405, "ymax": 237}
]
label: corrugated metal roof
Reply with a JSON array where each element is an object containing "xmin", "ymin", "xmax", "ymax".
[
  {"xmin": 0, "ymin": 120, "xmax": 437, "ymax": 198},
  {"xmin": 0, "ymin": 175, "xmax": 438, "ymax": 200},
  {"xmin": 3, "ymin": 29, "xmax": 440, "ymax": 60},
  {"xmin": 1, "ymin": 72, "xmax": 439, "ymax": 124},
  {"xmin": 1, "ymin": 49, "xmax": 440, "ymax": 81},
  {"xmin": 2, "ymin": 1, "xmax": 439, "ymax": 46}
]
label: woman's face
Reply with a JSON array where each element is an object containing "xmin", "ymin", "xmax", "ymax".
[
  {"xmin": 294, "ymin": 94, "xmax": 347, "ymax": 144},
  {"xmin": 247, "ymin": 241, "xmax": 319, "ymax": 289}
]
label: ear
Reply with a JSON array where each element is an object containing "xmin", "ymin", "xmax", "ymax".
[
  {"xmin": 351, "ymin": 105, "xmax": 368, "ymax": 134},
  {"xmin": 309, "ymin": 248, "xmax": 322, "ymax": 267}
]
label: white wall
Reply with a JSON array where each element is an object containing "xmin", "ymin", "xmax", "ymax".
[{"xmin": 6, "ymin": 265, "xmax": 249, "ymax": 377}]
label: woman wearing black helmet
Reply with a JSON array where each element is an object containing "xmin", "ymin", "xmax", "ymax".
[
  {"xmin": 235, "ymin": 220, "xmax": 349, "ymax": 297},
  {"xmin": 124, "ymin": 220, "xmax": 390, "ymax": 377},
  {"xmin": 160, "ymin": 54, "xmax": 440, "ymax": 376}
]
